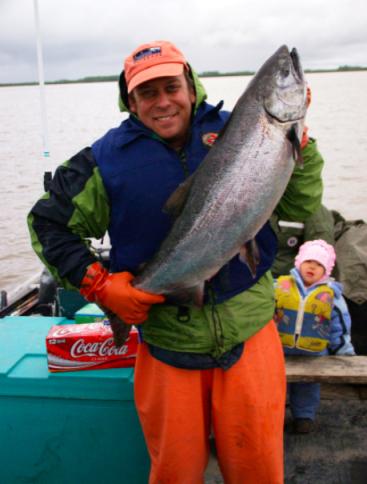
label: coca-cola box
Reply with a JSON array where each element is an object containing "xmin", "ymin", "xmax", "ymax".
[{"xmin": 46, "ymin": 321, "xmax": 138, "ymax": 372}]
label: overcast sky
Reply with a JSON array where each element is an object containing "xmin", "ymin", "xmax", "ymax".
[{"xmin": 1, "ymin": 0, "xmax": 366, "ymax": 83}]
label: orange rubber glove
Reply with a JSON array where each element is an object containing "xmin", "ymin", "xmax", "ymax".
[
  {"xmin": 80, "ymin": 262, "xmax": 165, "ymax": 325},
  {"xmin": 306, "ymin": 86, "xmax": 312, "ymax": 108},
  {"xmin": 301, "ymin": 86, "xmax": 312, "ymax": 150},
  {"xmin": 301, "ymin": 125, "xmax": 309, "ymax": 149}
]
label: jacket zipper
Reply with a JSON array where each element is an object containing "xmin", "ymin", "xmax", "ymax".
[
  {"xmin": 294, "ymin": 294, "xmax": 306, "ymax": 344},
  {"xmin": 207, "ymin": 283, "xmax": 225, "ymax": 353},
  {"xmin": 178, "ymin": 149, "xmax": 190, "ymax": 178}
]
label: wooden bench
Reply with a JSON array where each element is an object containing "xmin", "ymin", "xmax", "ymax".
[
  {"xmin": 286, "ymin": 355, "xmax": 367, "ymax": 384},
  {"xmin": 285, "ymin": 355, "xmax": 367, "ymax": 399}
]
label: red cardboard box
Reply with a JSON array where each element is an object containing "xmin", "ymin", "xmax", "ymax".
[{"xmin": 46, "ymin": 322, "xmax": 138, "ymax": 372}]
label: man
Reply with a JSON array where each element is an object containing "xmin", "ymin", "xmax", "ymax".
[
  {"xmin": 271, "ymin": 204, "xmax": 335, "ymax": 279},
  {"xmin": 28, "ymin": 40, "xmax": 324, "ymax": 483}
]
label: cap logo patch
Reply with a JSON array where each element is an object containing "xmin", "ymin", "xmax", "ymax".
[
  {"xmin": 202, "ymin": 132, "xmax": 219, "ymax": 147},
  {"xmin": 133, "ymin": 47, "xmax": 162, "ymax": 62}
]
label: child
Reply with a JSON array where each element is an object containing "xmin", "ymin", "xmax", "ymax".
[{"xmin": 274, "ymin": 239, "xmax": 355, "ymax": 434}]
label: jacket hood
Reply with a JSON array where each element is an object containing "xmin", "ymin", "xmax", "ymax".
[
  {"xmin": 290, "ymin": 267, "xmax": 343, "ymax": 298},
  {"xmin": 117, "ymin": 63, "xmax": 207, "ymax": 115}
]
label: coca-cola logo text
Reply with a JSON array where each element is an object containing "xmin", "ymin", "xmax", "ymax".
[{"xmin": 70, "ymin": 337, "xmax": 128, "ymax": 358}]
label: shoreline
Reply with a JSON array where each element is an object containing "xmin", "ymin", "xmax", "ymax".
[{"xmin": 1, "ymin": 66, "xmax": 367, "ymax": 88}]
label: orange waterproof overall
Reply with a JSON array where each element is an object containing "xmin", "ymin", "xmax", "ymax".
[{"xmin": 134, "ymin": 320, "xmax": 286, "ymax": 484}]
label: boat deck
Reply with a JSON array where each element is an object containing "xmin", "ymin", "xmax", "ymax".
[
  {"xmin": 205, "ymin": 357, "xmax": 367, "ymax": 483},
  {"xmin": 205, "ymin": 385, "xmax": 367, "ymax": 483},
  {"xmin": 284, "ymin": 396, "xmax": 367, "ymax": 483}
]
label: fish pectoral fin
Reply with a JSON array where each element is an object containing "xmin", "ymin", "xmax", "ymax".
[
  {"xmin": 136, "ymin": 261, "xmax": 147, "ymax": 274},
  {"xmin": 163, "ymin": 174, "xmax": 195, "ymax": 219},
  {"xmin": 165, "ymin": 282, "xmax": 205, "ymax": 307},
  {"xmin": 287, "ymin": 124, "xmax": 304, "ymax": 168},
  {"xmin": 239, "ymin": 239, "xmax": 260, "ymax": 278}
]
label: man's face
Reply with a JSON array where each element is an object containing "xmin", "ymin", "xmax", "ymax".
[{"xmin": 129, "ymin": 74, "xmax": 196, "ymax": 150}]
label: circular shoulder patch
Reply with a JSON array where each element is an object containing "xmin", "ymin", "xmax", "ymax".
[
  {"xmin": 287, "ymin": 236, "xmax": 299, "ymax": 248},
  {"xmin": 202, "ymin": 132, "xmax": 219, "ymax": 147}
]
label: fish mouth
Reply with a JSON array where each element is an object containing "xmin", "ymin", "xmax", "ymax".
[{"xmin": 290, "ymin": 48, "xmax": 304, "ymax": 82}]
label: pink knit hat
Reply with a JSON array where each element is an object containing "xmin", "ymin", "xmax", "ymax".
[{"xmin": 295, "ymin": 239, "xmax": 336, "ymax": 277}]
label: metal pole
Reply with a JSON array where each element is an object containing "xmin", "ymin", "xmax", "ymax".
[{"xmin": 33, "ymin": 0, "xmax": 50, "ymax": 157}]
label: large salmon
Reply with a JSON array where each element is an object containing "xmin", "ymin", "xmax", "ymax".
[{"xmin": 132, "ymin": 45, "xmax": 307, "ymax": 304}]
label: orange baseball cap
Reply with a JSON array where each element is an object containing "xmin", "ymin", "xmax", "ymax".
[{"xmin": 124, "ymin": 40, "xmax": 188, "ymax": 93}]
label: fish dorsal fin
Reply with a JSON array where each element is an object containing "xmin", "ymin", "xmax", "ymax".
[{"xmin": 163, "ymin": 174, "xmax": 195, "ymax": 219}]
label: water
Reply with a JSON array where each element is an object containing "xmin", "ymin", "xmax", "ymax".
[{"xmin": 1, "ymin": 72, "xmax": 366, "ymax": 294}]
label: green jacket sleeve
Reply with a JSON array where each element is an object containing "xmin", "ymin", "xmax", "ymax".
[
  {"xmin": 275, "ymin": 138, "xmax": 324, "ymax": 221},
  {"xmin": 27, "ymin": 147, "xmax": 110, "ymax": 290}
]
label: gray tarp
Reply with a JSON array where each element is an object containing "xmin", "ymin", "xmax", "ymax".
[{"xmin": 333, "ymin": 211, "xmax": 367, "ymax": 305}]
